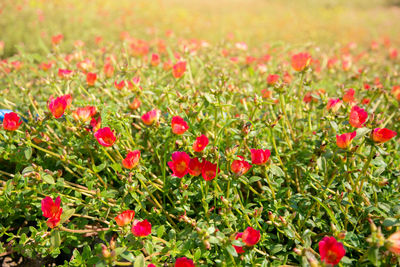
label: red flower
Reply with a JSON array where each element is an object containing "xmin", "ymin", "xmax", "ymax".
[
  {"xmin": 90, "ymin": 116, "xmax": 101, "ymax": 132},
  {"xmin": 114, "ymin": 80, "xmax": 125, "ymax": 90},
  {"xmin": 172, "ymin": 61, "xmax": 186, "ymax": 78},
  {"xmin": 250, "ymin": 149, "xmax": 271, "ymax": 165},
  {"xmin": 151, "ymin": 53, "xmax": 160, "ymax": 66},
  {"xmin": 193, "ymin": 134, "xmax": 209, "ymax": 152},
  {"xmin": 349, "ymin": 106, "xmax": 367, "ymax": 128},
  {"xmin": 48, "ymin": 96, "xmax": 68, "ymax": 118},
  {"xmin": 343, "ymin": 88, "xmax": 355, "ymax": 104},
  {"xmin": 242, "ymin": 227, "xmax": 260, "ymax": 246},
  {"xmin": 318, "ymin": 236, "xmax": 345, "ymax": 265},
  {"xmin": 372, "ymin": 128, "xmax": 397, "ymax": 143},
  {"xmin": 231, "ymin": 156, "xmax": 252, "ymax": 176},
  {"xmin": 72, "ymin": 106, "xmax": 96, "ymax": 122},
  {"xmin": 201, "ymin": 160, "xmax": 218, "ymax": 181},
  {"xmin": 387, "ymin": 231, "xmax": 400, "ymax": 255},
  {"xmin": 141, "ymin": 109, "xmax": 160, "ymax": 126},
  {"xmin": 291, "ymin": 52, "xmax": 311, "ymax": 71},
  {"xmin": 129, "ymin": 98, "xmax": 142, "ymax": 110},
  {"xmin": 336, "ymin": 131, "xmax": 356, "ymax": 149},
  {"xmin": 131, "ymin": 219, "xmax": 152, "ymax": 237},
  {"xmin": 168, "ymin": 151, "xmax": 190, "ymax": 178},
  {"xmin": 58, "ymin": 68, "xmax": 73, "ymax": 79},
  {"xmin": 266, "ymin": 74, "xmax": 279, "ymax": 85},
  {"xmin": 188, "ymin": 158, "xmax": 203, "ymax": 176},
  {"xmin": 39, "ymin": 61, "xmax": 53, "ymax": 71},
  {"xmin": 94, "ymin": 127, "xmax": 116, "ymax": 147},
  {"xmin": 103, "ymin": 63, "xmax": 114, "ymax": 78},
  {"xmin": 52, "ymin": 34, "xmax": 63, "ymax": 45},
  {"xmin": 122, "ymin": 150, "xmax": 140, "ymax": 169},
  {"xmin": 233, "ymin": 232, "xmax": 245, "ymax": 254},
  {"xmin": 86, "ymin": 72, "xmax": 97, "ymax": 86},
  {"xmin": 114, "ymin": 210, "xmax": 135, "ymax": 226},
  {"xmin": 3, "ymin": 112, "xmax": 22, "ymax": 131},
  {"xmin": 41, "ymin": 196, "xmax": 63, "ymax": 228},
  {"xmin": 175, "ymin": 257, "xmax": 195, "ymax": 267},
  {"xmin": 171, "ymin": 116, "xmax": 189, "ymax": 135},
  {"xmin": 326, "ymin": 98, "xmax": 342, "ymax": 112}
]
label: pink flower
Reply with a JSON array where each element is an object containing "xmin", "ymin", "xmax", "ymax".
[
  {"xmin": 336, "ymin": 131, "xmax": 356, "ymax": 149},
  {"xmin": 349, "ymin": 106, "xmax": 368, "ymax": 128},
  {"xmin": 2, "ymin": 112, "xmax": 22, "ymax": 131},
  {"xmin": 122, "ymin": 150, "xmax": 141, "ymax": 169},
  {"xmin": 171, "ymin": 116, "xmax": 189, "ymax": 135},
  {"xmin": 131, "ymin": 219, "xmax": 152, "ymax": 237},
  {"xmin": 193, "ymin": 135, "xmax": 209, "ymax": 152},
  {"xmin": 168, "ymin": 151, "xmax": 190, "ymax": 178},
  {"xmin": 41, "ymin": 196, "xmax": 63, "ymax": 228},
  {"xmin": 94, "ymin": 127, "xmax": 116, "ymax": 147},
  {"xmin": 319, "ymin": 236, "xmax": 345, "ymax": 265}
]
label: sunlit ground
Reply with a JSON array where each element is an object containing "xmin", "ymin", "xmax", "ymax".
[{"xmin": 1, "ymin": 0, "xmax": 400, "ymax": 55}]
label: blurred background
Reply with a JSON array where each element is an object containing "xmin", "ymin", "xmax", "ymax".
[{"xmin": 1, "ymin": 0, "xmax": 400, "ymax": 55}]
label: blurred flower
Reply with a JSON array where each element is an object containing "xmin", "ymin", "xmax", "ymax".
[
  {"xmin": 242, "ymin": 227, "xmax": 260, "ymax": 246},
  {"xmin": 129, "ymin": 98, "xmax": 141, "ymax": 110},
  {"xmin": 86, "ymin": 72, "xmax": 97, "ymax": 86},
  {"xmin": 231, "ymin": 156, "xmax": 252, "ymax": 176},
  {"xmin": 141, "ymin": 109, "xmax": 160, "ymax": 126},
  {"xmin": 58, "ymin": 68, "xmax": 73, "ymax": 79},
  {"xmin": 188, "ymin": 157, "xmax": 203, "ymax": 176},
  {"xmin": 122, "ymin": 150, "xmax": 140, "ymax": 169},
  {"xmin": 387, "ymin": 231, "xmax": 400, "ymax": 255},
  {"xmin": 343, "ymin": 88, "xmax": 355, "ymax": 104},
  {"xmin": 267, "ymin": 74, "xmax": 279, "ymax": 85},
  {"xmin": 114, "ymin": 80, "xmax": 125, "ymax": 90},
  {"xmin": 151, "ymin": 53, "xmax": 160, "ymax": 66},
  {"xmin": 326, "ymin": 98, "xmax": 342, "ymax": 112},
  {"xmin": 39, "ymin": 61, "xmax": 53, "ymax": 71},
  {"xmin": 391, "ymin": 85, "xmax": 400, "ymax": 101},
  {"xmin": 48, "ymin": 95, "xmax": 68, "ymax": 118},
  {"xmin": 94, "ymin": 127, "xmax": 116, "ymax": 147},
  {"xmin": 114, "ymin": 210, "xmax": 135, "ymax": 227},
  {"xmin": 291, "ymin": 52, "xmax": 311, "ymax": 71},
  {"xmin": 172, "ymin": 61, "xmax": 187, "ymax": 78},
  {"xmin": 72, "ymin": 106, "xmax": 96, "ymax": 123},
  {"xmin": 201, "ymin": 160, "xmax": 219, "ymax": 181},
  {"xmin": 52, "ymin": 34, "xmax": 63, "ymax": 45},
  {"xmin": 90, "ymin": 116, "xmax": 101, "ymax": 132},
  {"xmin": 103, "ymin": 63, "xmax": 114, "ymax": 78},
  {"xmin": 336, "ymin": 131, "xmax": 356, "ymax": 149},
  {"xmin": 3, "ymin": 112, "xmax": 22, "ymax": 131},
  {"xmin": 41, "ymin": 196, "xmax": 63, "ymax": 228},
  {"xmin": 193, "ymin": 134, "xmax": 209, "ymax": 152},
  {"xmin": 168, "ymin": 151, "xmax": 190, "ymax": 178},
  {"xmin": 250, "ymin": 149, "xmax": 270, "ymax": 165},
  {"xmin": 318, "ymin": 236, "xmax": 345, "ymax": 265},
  {"xmin": 171, "ymin": 116, "xmax": 189, "ymax": 135},
  {"xmin": 175, "ymin": 257, "xmax": 195, "ymax": 267},
  {"xmin": 349, "ymin": 106, "xmax": 367, "ymax": 128},
  {"xmin": 372, "ymin": 128, "xmax": 397, "ymax": 143},
  {"xmin": 131, "ymin": 219, "xmax": 152, "ymax": 237}
]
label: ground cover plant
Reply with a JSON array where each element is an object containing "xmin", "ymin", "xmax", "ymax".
[{"xmin": 1, "ymin": 1, "xmax": 400, "ymax": 266}]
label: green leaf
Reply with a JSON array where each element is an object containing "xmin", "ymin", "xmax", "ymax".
[
  {"xmin": 134, "ymin": 253, "xmax": 145, "ymax": 267},
  {"xmin": 383, "ymin": 218, "xmax": 400, "ymax": 227},
  {"xmin": 42, "ymin": 174, "xmax": 55, "ymax": 184},
  {"xmin": 310, "ymin": 196, "xmax": 339, "ymax": 227},
  {"xmin": 50, "ymin": 230, "xmax": 61, "ymax": 248},
  {"xmin": 121, "ymin": 251, "xmax": 135, "ymax": 262},
  {"xmin": 368, "ymin": 247, "xmax": 379, "ymax": 266},
  {"xmin": 157, "ymin": 225, "xmax": 165, "ymax": 238},
  {"xmin": 93, "ymin": 162, "xmax": 107, "ymax": 173},
  {"xmin": 24, "ymin": 147, "xmax": 32, "ymax": 160},
  {"xmin": 269, "ymin": 165, "xmax": 284, "ymax": 177},
  {"xmin": 114, "ymin": 247, "xmax": 126, "ymax": 256},
  {"xmin": 60, "ymin": 208, "xmax": 75, "ymax": 224},
  {"xmin": 249, "ymin": 176, "xmax": 262, "ymax": 183},
  {"xmin": 355, "ymin": 127, "xmax": 371, "ymax": 140},
  {"xmin": 225, "ymin": 245, "xmax": 238, "ymax": 257}
]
